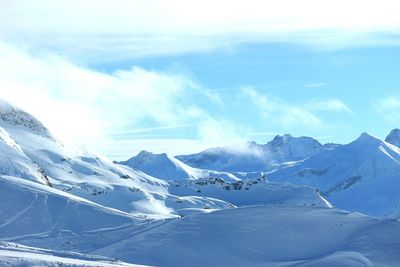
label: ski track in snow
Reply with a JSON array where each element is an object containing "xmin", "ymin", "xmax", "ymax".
[
  {"xmin": 83, "ymin": 218, "xmax": 174, "ymax": 254},
  {"xmin": 0, "ymin": 195, "xmax": 38, "ymax": 229}
]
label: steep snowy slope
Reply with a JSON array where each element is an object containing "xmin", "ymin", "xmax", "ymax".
[
  {"xmin": 0, "ymin": 242, "xmax": 144, "ymax": 266},
  {"xmin": 0, "ymin": 126, "xmax": 49, "ymax": 184},
  {"xmin": 177, "ymin": 134, "xmax": 332, "ymax": 172},
  {"xmin": 269, "ymin": 133, "xmax": 400, "ymax": 218},
  {"xmin": 385, "ymin": 128, "xmax": 400, "ymax": 147},
  {"xmin": 118, "ymin": 150, "xmax": 240, "ymax": 181},
  {"xmin": 93, "ymin": 206, "xmax": 400, "ymax": 267}
]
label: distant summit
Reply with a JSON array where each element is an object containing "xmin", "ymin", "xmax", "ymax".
[
  {"xmin": 177, "ymin": 134, "xmax": 328, "ymax": 172},
  {"xmin": 118, "ymin": 150, "xmax": 240, "ymax": 181},
  {"xmin": 385, "ymin": 128, "xmax": 400, "ymax": 148}
]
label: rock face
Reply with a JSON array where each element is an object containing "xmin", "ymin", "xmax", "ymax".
[{"xmin": 385, "ymin": 128, "xmax": 400, "ymax": 148}]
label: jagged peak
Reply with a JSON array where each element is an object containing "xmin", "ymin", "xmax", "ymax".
[
  {"xmin": 266, "ymin": 134, "xmax": 321, "ymax": 146},
  {"xmin": 271, "ymin": 134, "xmax": 292, "ymax": 142},
  {"xmin": 128, "ymin": 150, "xmax": 172, "ymax": 164}
]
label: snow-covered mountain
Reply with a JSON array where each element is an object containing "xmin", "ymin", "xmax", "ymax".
[
  {"xmin": 269, "ymin": 132, "xmax": 400, "ymax": 218},
  {"xmin": 117, "ymin": 150, "xmax": 241, "ymax": 181},
  {"xmin": 0, "ymin": 102, "xmax": 235, "ymax": 217},
  {"xmin": 2, "ymin": 101, "xmax": 400, "ymax": 266},
  {"xmin": 385, "ymin": 128, "xmax": 400, "ymax": 147},
  {"xmin": 176, "ymin": 134, "xmax": 336, "ymax": 172}
]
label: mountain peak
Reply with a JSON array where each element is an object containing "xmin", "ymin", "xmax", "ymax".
[
  {"xmin": 271, "ymin": 134, "xmax": 292, "ymax": 143},
  {"xmin": 137, "ymin": 150, "xmax": 154, "ymax": 156},
  {"xmin": 385, "ymin": 129, "xmax": 400, "ymax": 147},
  {"xmin": 0, "ymin": 100, "xmax": 53, "ymax": 138},
  {"xmin": 349, "ymin": 132, "xmax": 385, "ymax": 149},
  {"xmin": 356, "ymin": 132, "xmax": 380, "ymax": 142}
]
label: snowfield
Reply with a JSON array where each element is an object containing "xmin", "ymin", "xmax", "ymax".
[
  {"xmin": 1, "ymin": 101, "xmax": 400, "ymax": 266},
  {"xmin": 93, "ymin": 206, "xmax": 400, "ymax": 267}
]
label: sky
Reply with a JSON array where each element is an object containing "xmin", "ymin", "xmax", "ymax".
[{"xmin": 1, "ymin": 0, "xmax": 400, "ymax": 160}]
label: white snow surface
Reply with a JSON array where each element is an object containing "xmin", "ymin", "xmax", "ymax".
[
  {"xmin": 93, "ymin": 206, "xmax": 400, "ymax": 267},
  {"xmin": 0, "ymin": 242, "xmax": 146, "ymax": 266}
]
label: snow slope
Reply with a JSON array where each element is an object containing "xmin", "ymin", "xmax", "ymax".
[
  {"xmin": 0, "ymin": 242, "xmax": 145, "ymax": 267},
  {"xmin": 93, "ymin": 206, "xmax": 400, "ymax": 267},
  {"xmin": 177, "ymin": 134, "xmax": 333, "ymax": 172},
  {"xmin": 0, "ymin": 126, "xmax": 49, "ymax": 184},
  {"xmin": 269, "ymin": 133, "xmax": 400, "ymax": 218},
  {"xmin": 0, "ymin": 175, "xmax": 141, "ymax": 240},
  {"xmin": 118, "ymin": 150, "xmax": 241, "ymax": 181}
]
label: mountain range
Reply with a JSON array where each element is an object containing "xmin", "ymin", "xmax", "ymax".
[{"xmin": 1, "ymin": 101, "xmax": 400, "ymax": 266}]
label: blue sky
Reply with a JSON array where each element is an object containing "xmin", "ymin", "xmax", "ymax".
[
  {"xmin": 95, "ymin": 43, "xmax": 400, "ymax": 153},
  {"xmin": 1, "ymin": 0, "xmax": 400, "ymax": 159}
]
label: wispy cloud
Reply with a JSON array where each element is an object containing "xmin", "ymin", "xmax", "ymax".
[
  {"xmin": 241, "ymin": 87, "xmax": 351, "ymax": 128},
  {"xmin": 109, "ymin": 123, "xmax": 195, "ymax": 137},
  {"xmin": 1, "ymin": 0, "xmax": 400, "ymax": 61},
  {"xmin": 307, "ymin": 99, "xmax": 353, "ymax": 113}
]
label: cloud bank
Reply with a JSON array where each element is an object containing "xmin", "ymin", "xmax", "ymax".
[{"xmin": 2, "ymin": 0, "xmax": 400, "ymax": 61}]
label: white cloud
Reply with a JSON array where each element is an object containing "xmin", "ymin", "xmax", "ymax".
[
  {"xmin": 241, "ymin": 87, "xmax": 351, "ymax": 128},
  {"xmin": 0, "ymin": 41, "xmax": 234, "ymax": 154},
  {"xmin": 307, "ymin": 99, "xmax": 353, "ymax": 113},
  {"xmin": 1, "ymin": 0, "xmax": 400, "ymax": 60}
]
